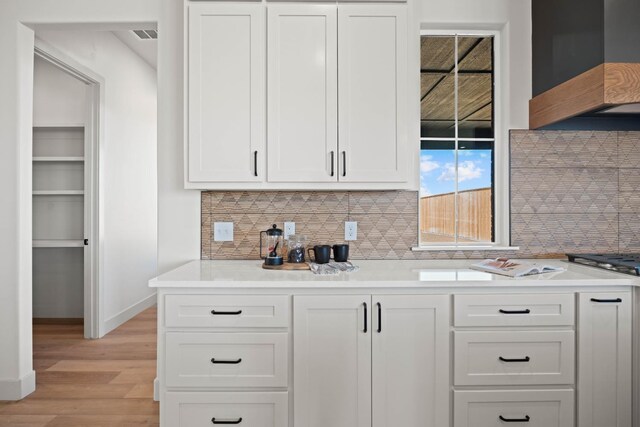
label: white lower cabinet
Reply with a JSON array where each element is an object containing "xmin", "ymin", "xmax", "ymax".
[
  {"xmin": 453, "ymin": 389, "xmax": 574, "ymax": 427},
  {"xmin": 293, "ymin": 294, "xmax": 449, "ymax": 427},
  {"xmin": 165, "ymin": 392, "xmax": 288, "ymax": 427},
  {"xmin": 157, "ymin": 289, "xmax": 634, "ymax": 427},
  {"xmin": 578, "ymin": 292, "xmax": 632, "ymax": 427},
  {"xmin": 454, "ymin": 330, "xmax": 575, "ymax": 386},
  {"xmin": 165, "ymin": 332, "xmax": 288, "ymax": 388}
]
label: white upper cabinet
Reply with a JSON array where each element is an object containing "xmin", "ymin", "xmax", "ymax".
[
  {"xmin": 338, "ymin": 5, "xmax": 407, "ymax": 182},
  {"xmin": 187, "ymin": 3, "xmax": 264, "ymax": 183},
  {"xmin": 186, "ymin": 2, "xmax": 410, "ymax": 188},
  {"xmin": 578, "ymin": 292, "xmax": 632, "ymax": 427},
  {"xmin": 267, "ymin": 5, "xmax": 338, "ymax": 182}
]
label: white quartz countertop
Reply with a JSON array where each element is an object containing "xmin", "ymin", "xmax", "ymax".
[{"xmin": 149, "ymin": 259, "xmax": 640, "ymax": 289}]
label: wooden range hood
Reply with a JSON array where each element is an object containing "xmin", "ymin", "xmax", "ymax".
[
  {"xmin": 529, "ymin": 0, "xmax": 640, "ymax": 129},
  {"xmin": 530, "ymin": 63, "xmax": 640, "ymax": 129}
]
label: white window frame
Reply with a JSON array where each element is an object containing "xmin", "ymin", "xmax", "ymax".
[{"xmin": 414, "ymin": 29, "xmax": 516, "ymax": 251}]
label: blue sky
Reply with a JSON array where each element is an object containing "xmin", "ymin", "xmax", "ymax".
[{"xmin": 420, "ymin": 149, "xmax": 492, "ymax": 196}]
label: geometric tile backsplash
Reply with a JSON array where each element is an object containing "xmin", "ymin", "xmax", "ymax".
[
  {"xmin": 201, "ymin": 130, "xmax": 640, "ymax": 260},
  {"xmin": 510, "ymin": 130, "xmax": 640, "ymax": 257}
]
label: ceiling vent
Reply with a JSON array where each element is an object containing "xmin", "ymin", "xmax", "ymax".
[{"xmin": 132, "ymin": 30, "xmax": 158, "ymax": 40}]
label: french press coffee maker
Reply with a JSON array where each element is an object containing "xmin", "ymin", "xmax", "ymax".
[{"xmin": 260, "ymin": 224, "xmax": 284, "ymax": 266}]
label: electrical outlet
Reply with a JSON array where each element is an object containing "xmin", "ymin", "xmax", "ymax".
[
  {"xmin": 213, "ymin": 222, "xmax": 234, "ymax": 242},
  {"xmin": 284, "ymin": 221, "xmax": 295, "ymax": 239},
  {"xmin": 345, "ymin": 221, "xmax": 358, "ymax": 241}
]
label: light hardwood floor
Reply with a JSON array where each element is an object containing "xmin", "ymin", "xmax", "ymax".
[{"xmin": 0, "ymin": 307, "xmax": 159, "ymax": 426}]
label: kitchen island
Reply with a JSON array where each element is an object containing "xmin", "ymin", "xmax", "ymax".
[{"xmin": 150, "ymin": 259, "xmax": 639, "ymax": 427}]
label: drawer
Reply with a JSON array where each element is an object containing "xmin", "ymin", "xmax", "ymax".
[
  {"xmin": 166, "ymin": 333, "xmax": 288, "ymax": 388},
  {"xmin": 454, "ymin": 330, "xmax": 574, "ymax": 386},
  {"xmin": 165, "ymin": 391, "xmax": 288, "ymax": 427},
  {"xmin": 454, "ymin": 293, "xmax": 574, "ymax": 327},
  {"xmin": 454, "ymin": 389, "xmax": 574, "ymax": 427},
  {"xmin": 165, "ymin": 295, "xmax": 289, "ymax": 328}
]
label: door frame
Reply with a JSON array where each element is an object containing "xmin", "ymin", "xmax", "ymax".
[{"xmin": 34, "ymin": 38, "xmax": 104, "ymax": 339}]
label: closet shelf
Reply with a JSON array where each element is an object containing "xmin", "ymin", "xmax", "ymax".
[
  {"xmin": 33, "ymin": 157, "xmax": 84, "ymax": 162},
  {"xmin": 33, "ymin": 240, "xmax": 84, "ymax": 248},
  {"xmin": 33, "ymin": 190, "xmax": 84, "ymax": 195}
]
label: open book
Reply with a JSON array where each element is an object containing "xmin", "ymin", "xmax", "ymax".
[{"xmin": 470, "ymin": 258, "xmax": 565, "ymax": 277}]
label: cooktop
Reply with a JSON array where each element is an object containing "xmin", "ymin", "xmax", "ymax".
[{"xmin": 566, "ymin": 253, "xmax": 640, "ymax": 276}]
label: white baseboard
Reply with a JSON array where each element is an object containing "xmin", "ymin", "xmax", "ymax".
[
  {"xmin": 154, "ymin": 377, "xmax": 160, "ymax": 402},
  {"xmin": 102, "ymin": 293, "xmax": 157, "ymax": 336},
  {"xmin": 0, "ymin": 370, "xmax": 36, "ymax": 400}
]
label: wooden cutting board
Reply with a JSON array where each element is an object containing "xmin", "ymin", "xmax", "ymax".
[{"xmin": 262, "ymin": 262, "xmax": 310, "ymax": 271}]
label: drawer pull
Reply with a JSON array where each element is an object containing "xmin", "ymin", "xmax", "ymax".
[
  {"xmin": 212, "ymin": 417, "xmax": 243, "ymax": 425},
  {"xmin": 499, "ymin": 415, "xmax": 530, "ymax": 423},
  {"xmin": 590, "ymin": 298, "xmax": 622, "ymax": 303},
  {"xmin": 498, "ymin": 309, "xmax": 531, "ymax": 314},
  {"xmin": 211, "ymin": 309, "xmax": 242, "ymax": 315},
  {"xmin": 499, "ymin": 356, "xmax": 530, "ymax": 363},
  {"xmin": 211, "ymin": 358, "xmax": 242, "ymax": 364},
  {"xmin": 377, "ymin": 302, "xmax": 382, "ymax": 333}
]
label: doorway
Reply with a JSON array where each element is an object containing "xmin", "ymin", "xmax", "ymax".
[{"xmin": 32, "ymin": 42, "xmax": 100, "ymax": 339}]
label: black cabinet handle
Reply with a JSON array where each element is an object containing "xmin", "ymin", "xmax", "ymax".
[
  {"xmin": 377, "ymin": 302, "xmax": 382, "ymax": 333},
  {"xmin": 342, "ymin": 151, "xmax": 347, "ymax": 177},
  {"xmin": 84, "ymin": 238, "xmax": 89, "ymax": 246},
  {"xmin": 211, "ymin": 309, "xmax": 242, "ymax": 315},
  {"xmin": 330, "ymin": 151, "xmax": 335, "ymax": 177},
  {"xmin": 499, "ymin": 415, "xmax": 530, "ymax": 423},
  {"xmin": 211, "ymin": 358, "xmax": 242, "ymax": 364},
  {"xmin": 499, "ymin": 356, "xmax": 530, "ymax": 363},
  {"xmin": 591, "ymin": 298, "xmax": 622, "ymax": 303},
  {"xmin": 499, "ymin": 309, "xmax": 531, "ymax": 314},
  {"xmin": 212, "ymin": 417, "xmax": 243, "ymax": 425},
  {"xmin": 363, "ymin": 302, "xmax": 368, "ymax": 333},
  {"xmin": 254, "ymin": 151, "xmax": 258, "ymax": 177}
]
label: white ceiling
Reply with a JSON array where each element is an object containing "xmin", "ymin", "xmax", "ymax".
[{"xmin": 113, "ymin": 30, "xmax": 157, "ymax": 70}]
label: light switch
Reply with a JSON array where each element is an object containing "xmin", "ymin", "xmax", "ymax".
[
  {"xmin": 214, "ymin": 222, "xmax": 234, "ymax": 242},
  {"xmin": 284, "ymin": 222, "xmax": 295, "ymax": 239}
]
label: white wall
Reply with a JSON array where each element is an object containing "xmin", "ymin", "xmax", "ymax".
[
  {"xmin": 157, "ymin": 0, "xmax": 201, "ymax": 275},
  {"xmin": 0, "ymin": 0, "xmax": 158, "ymax": 399},
  {"xmin": 36, "ymin": 30, "xmax": 159, "ymax": 334},
  {"xmin": 33, "ymin": 56, "xmax": 87, "ymax": 126}
]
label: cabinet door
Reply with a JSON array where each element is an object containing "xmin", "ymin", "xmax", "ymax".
[
  {"xmin": 372, "ymin": 295, "xmax": 449, "ymax": 427},
  {"xmin": 188, "ymin": 3, "xmax": 264, "ymax": 182},
  {"xmin": 294, "ymin": 295, "xmax": 371, "ymax": 427},
  {"xmin": 267, "ymin": 5, "xmax": 338, "ymax": 182},
  {"xmin": 578, "ymin": 292, "xmax": 632, "ymax": 427},
  {"xmin": 338, "ymin": 5, "xmax": 407, "ymax": 182}
]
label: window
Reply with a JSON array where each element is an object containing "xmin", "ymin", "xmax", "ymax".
[{"xmin": 419, "ymin": 33, "xmax": 502, "ymax": 247}]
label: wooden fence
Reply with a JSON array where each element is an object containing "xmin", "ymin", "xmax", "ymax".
[{"xmin": 420, "ymin": 187, "xmax": 492, "ymax": 242}]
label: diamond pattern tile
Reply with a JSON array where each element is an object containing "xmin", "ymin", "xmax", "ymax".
[
  {"xmin": 206, "ymin": 191, "xmax": 348, "ymax": 214},
  {"xmin": 348, "ymin": 214, "xmax": 418, "ymax": 259},
  {"xmin": 619, "ymin": 214, "xmax": 640, "ymax": 252},
  {"xmin": 349, "ymin": 191, "xmax": 418, "ymax": 215},
  {"xmin": 207, "ymin": 212, "xmax": 346, "ymax": 260},
  {"xmin": 511, "ymin": 168, "xmax": 618, "ymax": 214},
  {"xmin": 619, "ymin": 192, "xmax": 640, "ymax": 213},
  {"xmin": 510, "ymin": 130, "xmax": 618, "ymax": 168},
  {"xmin": 618, "ymin": 132, "xmax": 640, "ymax": 168},
  {"xmin": 511, "ymin": 213, "xmax": 619, "ymax": 257}
]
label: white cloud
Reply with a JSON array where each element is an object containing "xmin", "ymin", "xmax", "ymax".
[
  {"xmin": 420, "ymin": 155, "xmax": 440, "ymax": 173},
  {"xmin": 479, "ymin": 152, "xmax": 489, "ymax": 158},
  {"xmin": 438, "ymin": 160, "xmax": 484, "ymax": 183},
  {"xmin": 420, "ymin": 185, "xmax": 432, "ymax": 197}
]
